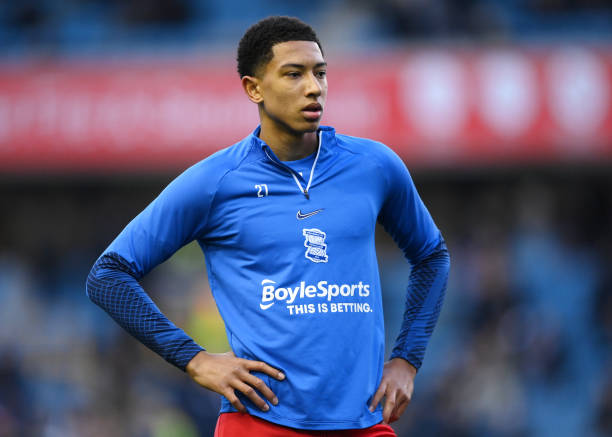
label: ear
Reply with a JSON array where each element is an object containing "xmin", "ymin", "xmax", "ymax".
[{"xmin": 241, "ymin": 75, "xmax": 263, "ymax": 104}]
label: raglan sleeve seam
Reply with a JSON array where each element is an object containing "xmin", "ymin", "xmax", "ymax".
[{"xmin": 198, "ymin": 153, "xmax": 254, "ymax": 240}]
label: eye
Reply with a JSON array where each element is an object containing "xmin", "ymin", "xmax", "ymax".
[
  {"xmin": 316, "ymin": 70, "xmax": 327, "ymax": 79},
  {"xmin": 286, "ymin": 72, "xmax": 301, "ymax": 78}
]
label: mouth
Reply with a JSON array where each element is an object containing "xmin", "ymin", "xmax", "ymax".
[{"xmin": 301, "ymin": 103, "xmax": 323, "ymax": 121}]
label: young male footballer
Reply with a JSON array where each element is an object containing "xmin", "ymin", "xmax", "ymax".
[{"xmin": 87, "ymin": 16, "xmax": 450, "ymax": 436}]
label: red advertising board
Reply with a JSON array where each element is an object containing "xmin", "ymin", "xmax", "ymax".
[{"xmin": 1, "ymin": 46, "xmax": 611, "ymax": 172}]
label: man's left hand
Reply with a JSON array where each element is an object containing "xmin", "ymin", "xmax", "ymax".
[{"xmin": 369, "ymin": 358, "xmax": 417, "ymax": 424}]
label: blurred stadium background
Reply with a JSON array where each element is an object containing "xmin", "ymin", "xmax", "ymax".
[{"xmin": 1, "ymin": 1, "xmax": 612, "ymax": 436}]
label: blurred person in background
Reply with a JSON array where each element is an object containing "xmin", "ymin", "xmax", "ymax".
[{"xmin": 85, "ymin": 15, "xmax": 450, "ymax": 437}]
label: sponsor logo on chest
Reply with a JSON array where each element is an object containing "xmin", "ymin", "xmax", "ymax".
[{"xmin": 259, "ymin": 279, "xmax": 373, "ymax": 316}]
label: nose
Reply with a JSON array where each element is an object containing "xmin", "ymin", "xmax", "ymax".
[{"xmin": 304, "ymin": 72, "xmax": 323, "ymax": 97}]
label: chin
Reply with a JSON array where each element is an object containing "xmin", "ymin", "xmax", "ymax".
[
  {"xmin": 285, "ymin": 122, "xmax": 319, "ymax": 135},
  {"xmin": 273, "ymin": 115, "xmax": 321, "ymax": 136},
  {"xmin": 300, "ymin": 119, "xmax": 321, "ymax": 133}
]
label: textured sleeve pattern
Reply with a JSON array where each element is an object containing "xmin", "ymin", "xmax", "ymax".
[
  {"xmin": 389, "ymin": 241, "xmax": 450, "ymax": 369},
  {"xmin": 86, "ymin": 252, "xmax": 204, "ymax": 371}
]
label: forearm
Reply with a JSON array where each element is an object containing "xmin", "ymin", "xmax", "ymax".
[
  {"xmin": 86, "ymin": 252, "xmax": 204, "ymax": 370},
  {"xmin": 390, "ymin": 241, "xmax": 450, "ymax": 370}
]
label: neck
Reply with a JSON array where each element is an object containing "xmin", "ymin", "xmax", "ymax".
[{"xmin": 259, "ymin": 117, "xmax": 318, "ymax": 162}]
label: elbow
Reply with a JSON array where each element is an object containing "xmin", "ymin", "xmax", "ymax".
[
  {"xmin": 414, "ymin": 239, "xmax": 451, "ymax": 271},
  {"xmin": 437, "ymin": 246, "xmax": 451, "ymax": 279},
  {"xmin": 442, "ymin": 246, "xmax": 451, "ymax": 270},
  {"xmin": 86, "ymin": 254, "xmax": 120, "ymax": 306},
  {"xmin": 85, "ymin": 261, "xmax": 103, "ymax": 305},
  {"xmin": 85, "ymin": 252, "xmax": 139, "ymax": 306},
  {"xmin": 435, "ymin": 238, "xmax": 451, "ymax": 271}
]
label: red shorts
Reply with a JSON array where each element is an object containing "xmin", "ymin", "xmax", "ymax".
[{"xmin": 214, "ymin": 413, "xmax": 397, "ymax": 437}]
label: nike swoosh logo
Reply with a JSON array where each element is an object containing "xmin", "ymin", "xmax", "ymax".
[
  {"xmin": 297, "ymin": 209, "xmax": 323, "ymax": 220},
  {"xmin": 260, "ymin": 302, "xmax": 274, "ymax": 310}
]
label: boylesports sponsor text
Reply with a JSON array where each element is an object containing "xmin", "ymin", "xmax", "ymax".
[{"xmin": 259, "ymin": 279, "xmax": 373, "ymax": 314}]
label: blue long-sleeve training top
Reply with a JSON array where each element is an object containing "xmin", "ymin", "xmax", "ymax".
[{"xmin": 86, "ymin": 125, "xmax": 450, "ymax": 431}]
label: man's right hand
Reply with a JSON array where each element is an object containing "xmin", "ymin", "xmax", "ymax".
[{"xmin": 186, "ymin": 351, "xmax": 285, "ymax": 413}]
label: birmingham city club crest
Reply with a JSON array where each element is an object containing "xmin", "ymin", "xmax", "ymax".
[{"xmin": 302, "ymin": 228, "xmax": 328, "ymax": 263}]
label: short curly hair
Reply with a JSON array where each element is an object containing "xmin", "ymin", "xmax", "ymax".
[{"xmin": 237, "ymin": 16, "xmax": 323, "ymax": 78}]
